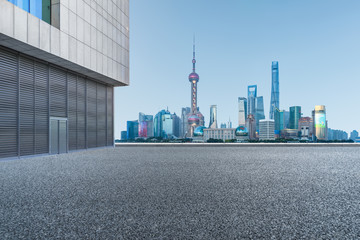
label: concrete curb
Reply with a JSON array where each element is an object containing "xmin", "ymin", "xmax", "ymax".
[{"xmin": 115, "ymin": 143, "xmax": 360, "ymax": 147}]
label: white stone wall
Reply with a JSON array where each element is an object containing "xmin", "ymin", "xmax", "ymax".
[{"xmin": 0, "ymin": 0, "xmax": 129, "ymax": 86}]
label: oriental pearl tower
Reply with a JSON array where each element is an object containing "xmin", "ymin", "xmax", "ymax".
[{"xmin": 186, "ymin": 40, "xmax": 204, "ymax": 138}]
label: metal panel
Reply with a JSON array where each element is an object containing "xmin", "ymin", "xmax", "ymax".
[
  {"xmin": 50, "ymin": 66, "xmax": 67, "ymax": 117},
  {"xmin": 77, "ymin": 77, "xmax": 86, "ymax": 149},
  {"xmin": 107, "ymin": 86, "xmax": 113, "ymax": 146},
  {"xmin": 97, "ymin": 83, "xmax": 106, "ymax": 147},
  {"xmin": 50, "ymin": 119, "xmax": 58, "ymax": 154},
  {"xmin": 86, "ymin": 81, "xmax": 97, "ymax": 148},
  {"xmin": 68, "ymin": 73, "xmax": 77, "ymax": 150},
  {"xmin": 34, "ymin": 61, "xmax": 49, "ymax": 154},
  {"xmin": 19, "ymin": 57, "xmax": 35, "ymax": 156},
  {"xmin": 0, "ymin": 49, "xmax": 18, "ymax": 158}
]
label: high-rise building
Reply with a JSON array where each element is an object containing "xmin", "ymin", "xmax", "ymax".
[
  {"xmin": 155, "ymin": 109, "xmax": 181, "ymax": 138},
  {"xmin": 283, "ymin": 110, "xmax": 290, "ymax": 129},
  {"xmin": 0, "ymin": 0, "xmax": 129, "ymax": 158},
  {"xmin": 259, "ymin": 120, "xmax": 275, "ymax": 140},
  {"xmin": 121, "ymin": 131, "xmax": 127, "ymax": 141},
  {"xmin": 350, "ymin": 130, "xmax": 359, "ymax": 141},
  {"xmin": 209, "ymin": 105, "xmax": 218, "ymax": 129},
  {"xmin": 246, "ymin": 114, "xmax": 256, "ymax": 140},
  {"xmin": 270, "ymin": 61, "xmax": 279, "ymax": 120},
  {"xmin": 181, "ymin": 107, "xmax": 191, "ymax": 138},
  {"xmin": 127, "ymin": 121, "xmax": 139, "ymax": 140},
  {"xmin": 313, "ymin": 105, "xmax": 327, "ymax": 141},
  {"xmin": 138, "ymin": 113, "xmax": 154, "ymax": 138},
  {"xmin": 162, "ymin": 113, "xmax": 173, "ymax": 138},
  {"xmin": 238, "ymin": 97, "xmax": 247, "ymax": 126},
  {"xmin": 220, "ymin": 123, "xmax": 227, "ymax": 129},
  {"xmin": 227, "ymin": 120, "xmax": 232, "ymax": 129},
  {"xmin": 172, "ymin": 113, "xmax": 181, "ymax": 138},
  {"xmin": 247, "ymin": 85, "xmax": 257, "ymax": 116},
  {"xmin": 255, "ymin": 96, "xmax": 265, "ymax": 132},
  {"xmin": 298, "ymin": 117, "xmax": 313, "ymax": 140},
  {"xmin": 154, "ymin": 109, "xmax": 169, "ymax": 138},
  {"xmin": 289, "ymin": 106, "xmax": 301, "ymax": 130},
  {"xmin": 186, "ymin": 41, "xmax": 204, "ymax": 137}
]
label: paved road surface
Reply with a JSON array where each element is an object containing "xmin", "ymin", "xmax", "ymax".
[{"xmin": 1, "ymin": 147, "xmax": 360, "ymax": 239}]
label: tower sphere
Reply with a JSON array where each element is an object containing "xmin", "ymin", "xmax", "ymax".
[
  {"xmin": 188, "ymin": 114, "xmax": 200, "ymax": 124},
  {"xmin": 188, "ymin": 72, "xmax": 199, "ymax": 82}
]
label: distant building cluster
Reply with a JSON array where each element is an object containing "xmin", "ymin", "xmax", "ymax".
[{"xmin": 121, "ymin": 43, "xmax": 357, "ymax": 143}]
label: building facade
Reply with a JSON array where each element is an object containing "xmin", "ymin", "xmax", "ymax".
[
  {"xmin": 269, "ymin": 61, "xmax": 279, "ymax": 120},
  {"xmin": 259, "ymin": 120, "xmax": 275, "ymax": 140},
  {"xmin": 203, "ymin": 128, "xmax": 236, "ymax": 142},
  {"xmin": 255, "ymin": 96, "xmax": 265, "ymax": 132},
  {"xmin": 298, "ymin": 117, "xmax": 313, "ymax": 140},
  {"xmin": 238, "ymin": 97, "xmax": 247, "ymax": 126},
  {"xmin": 0, "ymin": 0, "xmax": 129, "ymax": 158},
  {"xmin": 127, "ymin": 120, "xmax": 139, "ymax": 140},
  {"xmin": 138, "ymin": 113, "xmax": 154, "ymax": 138},
  {"xmin": 350, "ymin": 130, "xmax": 359, "ymax": 141},
  {"xmin": 313, "ymin": 105, "xmax": 327, "ymax": 141},
  {"xmin": 289, "ymin": 106, "xmax": 301, "ymax": 130},
  {"xmin": 209, "ymin": 105, "xmax": 218, "ymax": 129},
  {"xmin": 180, "ymin": 107, "xmax": 190, "ymax": 138},
  {"xmin": 247, "ymin": 85, "xmax": 257, "ymax": 116}
]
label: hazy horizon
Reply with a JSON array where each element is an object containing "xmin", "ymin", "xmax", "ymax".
[{"xmin": 114, "ymin": 0, "xmax": 360, "ymax": 138}]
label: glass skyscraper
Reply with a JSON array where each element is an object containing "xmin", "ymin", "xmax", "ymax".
[
  {"xmin": 255, "ymin": 96, "xmax": 265, "ymax": 132},
  {"xmin": 238, "ymin": 97, "xmax": 247, "ymax": 126},
  {"xmin": 289, "ymin": 106, "xmax": 301, "ymax": 130},
  {"xmin": 270, "ymin": 61, "xmax": 279, "ymax": 120},
  {"xmin": 209, "ymin": 105, "xmax": 218, "ymax": 129},
  {"xmin": 127, "ymin": 121, "xmax": 139, "ymax": 140},
  {"xmin": 247, "ymin": 85, "xmax": 257, "ymax": 116}
]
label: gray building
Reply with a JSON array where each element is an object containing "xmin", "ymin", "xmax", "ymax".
[
  {"xmin": 259, "ymin": 120, "xmax": 275, "ymax": 140},
  {"xmin": 0, "ymin": 0, "xmax": 129, "ymax": 158}
]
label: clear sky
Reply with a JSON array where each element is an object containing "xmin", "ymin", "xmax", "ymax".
[{"xmin": 114, "ymin": 0, "xmax": 360, "ymax": 139}]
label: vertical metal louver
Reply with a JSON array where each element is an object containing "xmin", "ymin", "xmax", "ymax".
[
  {"xmin": 68, "ymin": 73, "xmax": 77, "ymax": 151},
  {"xmin": 19, "ymin": 57, "xmax": 35, "ymax": 156},
  {"xmin": 34, "ymin": 62, "xmax": 49, "ymax": 154},
  {"xmin": 87, "ymin": 81, "xmax": 97, "ymax": 148},
  {"xmin": 107, "ymin": 87, "xmax": 113, "ymax": 146},
  {"xmin": 0, "ymin": 49, "xmax": 18, "ymax": 158},
  {"xmin": 97, "ymin": 84, "xmax": 106, "ymax": 147},
  {"xmin": 77, "ymin": 77, "xmax": 86, "ymax": 149},
  {"xmin": 50, "ymin": 67, "xmax": 67, "ymax": 118}
]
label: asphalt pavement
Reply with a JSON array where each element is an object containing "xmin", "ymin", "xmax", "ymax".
[{"xmin": 1, "ymin": 146, "xmax": 360, "ymax": 239}]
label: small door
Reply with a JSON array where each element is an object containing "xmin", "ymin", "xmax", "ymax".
[
  {"xmin": 50, "ymin": 118, "xmax": 68, "ymax": 154},
  {"xmin": 50, "ymin": 119, "xmax": 59, "ymax": 154},
  {"xmin": 59, "ymin": 120, "xmax": 67, "ymax": 154}
]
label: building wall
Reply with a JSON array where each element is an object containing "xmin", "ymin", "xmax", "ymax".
[
  {"xmin": 204, "ymin": 128, "xmax": 236, "ymax": 141},
  {"xmin": 0, "ymin": 47, "xmax": 114, "ymax": 158},
  {"xmin": 259, "ymin": 120, "xmax": 275, "ymax": 140},
  {"xmin": 0, "ymin": 0, "xmax": 129, "ymax": 86}
]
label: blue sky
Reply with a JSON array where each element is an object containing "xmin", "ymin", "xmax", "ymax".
[{"xmin": 114, "ymin": 0, "xmax": 360, "ymax": 138}]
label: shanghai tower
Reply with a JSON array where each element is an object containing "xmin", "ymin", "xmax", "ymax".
[{"xmin": 269, "ymin": 61, "xmax": 279, "ymax": 119}]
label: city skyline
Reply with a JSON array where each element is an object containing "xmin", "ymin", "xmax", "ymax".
[{"xmin": 115, "ymin": 0, "xmax": 360, "ymax": 138}]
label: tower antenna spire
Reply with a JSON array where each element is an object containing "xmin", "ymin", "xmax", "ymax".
[{"xmin": 192, "ymin": 34, "xmax": 196, "ymax": 72}]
